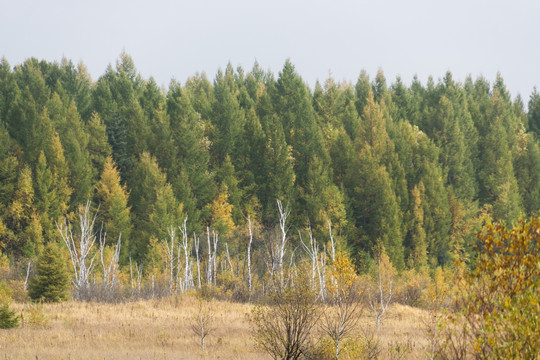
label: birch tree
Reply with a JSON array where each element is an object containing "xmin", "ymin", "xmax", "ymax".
[
  {"xmin": 57, "ymin": 200, "xmax": 99, "ymax": 299},
  {"xmin": 99, "ymin": 230, "xmax": 121, "ymax": 296},
  {"xmin": 163, "ymin": 226, "xmax": 176, "ymax": 294},
  {"xmin": 369, "ymin": 245, "xmax": 395, "ymax": 330}
]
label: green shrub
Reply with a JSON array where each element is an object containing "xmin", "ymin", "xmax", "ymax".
[{"xmin": 0, "ymin": 302, "xmax": 19, "ymax": 329}]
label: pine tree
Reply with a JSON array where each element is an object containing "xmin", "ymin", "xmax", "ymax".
[
  {"xmin": 345, "ymin": 147, "xmax": 404, "ymax": 269},
  {"xmin": 129, "ymin": 152, "xmax": 182, "ymax": 260},
  {"xmin": 86, "ymin": 112, "xmax": 112, "ymax": 180},
  {"xmin": 28, "ymin": 242, "xmax": 70, "ymax": 302},
  {"xmin": 528, "ymin": 88, "xmax": 540, "ymax": 137},
  {"xmin": 6, "ymin": 165, "xmax": 42, "ymax": 257},
  {"xmin": 211, "ymin": 67, "xmax": 245, "ymax": 167},
  {"xmin": 95, "ymin": 156, "xmax": 132, "ymax": 264},
  {"xmin": 0, "ymin": 302, "xmax": 19, "ymax": 329},
  {"xmin": 0, "ymin": 123, "xmax": 18, "ymax": 214},
  {"xmin": 513, "ymin": 130, "xmax": 540, "ymax": 215},
  {"xmin": 167, "ymin": 81, "xmax": 215, "ymax": 229},
  {"xmin": 408, "ymin": 183, "xmax": 427, "ymax": 268},
  {"xmin": 479, "ymin": 91, "xmax": 523, "ymax": 222}
]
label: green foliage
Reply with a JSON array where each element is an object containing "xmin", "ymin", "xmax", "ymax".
[
  {"xmin": 95, "ymin": 156, "xmax": 132, "ymax": 264},
  {"xmin": 0, "ymin": 55, "xmax": 538, "ymax": 275},
  {"xmin": 0, "ymin": 302, "xmax": 19, "ymax": 329},
  {"xmin": 28, "ymin": 242, "xmax": 70, "ymax": 302}
]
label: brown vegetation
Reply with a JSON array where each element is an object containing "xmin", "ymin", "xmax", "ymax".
[{"xmin": 0, "ymin": 297, "xmax": 429, "ymax": 359}]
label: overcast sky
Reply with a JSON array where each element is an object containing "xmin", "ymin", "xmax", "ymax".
[{"xmin": 1, "ymin": 0, "xmax": 539, "ymax": 100}]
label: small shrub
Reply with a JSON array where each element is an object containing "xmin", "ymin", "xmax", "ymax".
[
  {"xmin": 0, "ymin": 280, "xmax": 13, "ymax": 304},
  {"xmin": 25, "ymin": 303, "xmax": 50, "ymax": 328},
  {"xmin": 0, "ymin": 302, "xmax": 19, "ymax": 329},
  {"xmin": 250, "ymin": 271, "xmax": 322, "ymax": 360}
]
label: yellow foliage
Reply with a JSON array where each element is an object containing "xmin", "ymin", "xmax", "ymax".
[
  {"xmin": 327, "ymin": 252, "xmax": 357, "ymax": 298},
  {"xmin": 211, "ymin": 185, "xmax": 234, "ymax": 234}
]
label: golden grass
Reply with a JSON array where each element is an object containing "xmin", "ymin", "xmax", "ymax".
[{"xmin": 0, "ymin": 298, "xmax": 430, "ymax": 359}]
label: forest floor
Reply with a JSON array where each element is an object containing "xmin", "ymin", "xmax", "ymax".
[{"xmin": 1, "ymin": 297, "xmax": 429, "ymax": 359}]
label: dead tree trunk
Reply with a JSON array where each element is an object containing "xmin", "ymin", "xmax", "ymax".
[
  {"xmin": 57, "ymin": 200, "xmax": 99, "ymax": 299},
  {"xmin": 247, "ymin": 215, "xmax": 253, "ymax": 296},
  {"xmin": 163, "ymin": 226, "xmax": 176, "ymax": 294},
  {"xmin": 276, "ymin": 199, "xmax": 290, "ymax": 286},
  {"xmin": 194, "ymin": 232, "xmax": 201, "ymax": 289}
]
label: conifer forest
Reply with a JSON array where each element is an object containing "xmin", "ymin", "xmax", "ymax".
[{"xmin": 0, "ymin": 54, "xmax": 539, "ymax": 358}]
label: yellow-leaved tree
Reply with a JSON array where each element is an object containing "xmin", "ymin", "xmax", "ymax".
[{"xmin": 440, "ymin": 217, "xmax": 540, "ymax": 359}]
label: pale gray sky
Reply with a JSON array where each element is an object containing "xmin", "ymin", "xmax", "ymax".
[{"xmin": 1, "ymin": 0, "xmax": 539, "ymax": 100}]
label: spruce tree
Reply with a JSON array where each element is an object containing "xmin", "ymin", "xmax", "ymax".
[
  {"xmin": 0, "ymin": 302, "xmax": 19, "ymax": 329},
  {"xmin": 28, "ymin": 242, "xmax": 70, "ymax": 302}
]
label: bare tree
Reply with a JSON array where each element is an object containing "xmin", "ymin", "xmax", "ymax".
[
  {"xmin": 191, "ymin": 297, "xmax": 215, "ymax": 352},
  {"xmin": 205, "ymin": 228, "xmax": 219, "ymax": 286},
  {"xmin": 24, "ymin": 261, "xmax": 31, "ymax": 290},
  {"xmin": 129, "ymin": 256, "xmax": 143, "ymax": 296},
  {"xmin": 212, "ymin": 231, "xmax": 218, "ymax": 286},
  {"xmin": 194, "ymin": 232, "xmax": 201, "ymax": 289},
  {"xmin": 99, "ymin": 230, "xmax": 121, "ymax": 295},
  {"xmin": 250, "ymin": 270, "xmax": 321, "ymax": 360},
  {"xmin": 327, "ymin": 220, "xmax": 336, "ymax": 263},
  {"xmin": 163, "ymin": 226, "xmax": 176, "ymax": 294},
  {"xmin": 206, "ymin": 227, "xmax": 212, "ymax": 285},
  {"xmin": 57, "ymin": 200, "xmax": 99, "ymax": 299},
  {"xmin": 246, "ymin": 215, "xmax": 253, "ymax": 296},
  {"xmin": 225, "ymin": 241, "xmax": 234, "ymax": 276},
  {"xmin": 369, "ymin": 246, "xmax": 396, "ymax": 330},
  {"xmin": 178, "ymin": 217, "xmax": 193, "ymax": 292},
  {"xmin": 322, "ymin": 252, "xmax": 364, "ymax": 359},
  {"xmin": 276, "ymin": 199, "xmax": 290, "ymax": 283}
]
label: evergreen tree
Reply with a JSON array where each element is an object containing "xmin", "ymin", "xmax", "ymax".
[
  {"xmin": 28, "ymin": 242, "xmax": 70, "ymax": 302},
  {"xmin": 513, "ymin": 131, "xmax": 540, "ymax": 215},
  {"xmin": 0, "ymin": 123, "xmax": 18, "ymax": 214},
  {"xmin": 528, "ymin": 88, "xmax": 540, "ymax": 137},
  {"xmin": 50, "ymin": 98, "xmax": 93, "ymax": 207},
  {"xmin": 345, "ymin": 147, "xmax": 404, "ymax": 270},
  {"xmin": 0, "ymin": 302, "xmax": 19, "ymax": 329},
  {"xmin": 478, "ymin": 91, "xmax": 523, "ymax": 222},
  {"xmin": 167, "ymin": 81, "xmax": 215, "ymax": 229},
  {"xmin": 274, "ymin": 60, "xmax": 332, "ymax": 227},
  {"xmin": 211, "ymin": 67, "xmax": 245, "ymax": 167},
  {"xmin": 95, "ymin": 156, "xmax": 132, "ymax": 264},
  {"xmin": 408, "ymin": 183, "xmax": 427, "ymax": 269},
  {"xmin": 129, "ymin": 152, "xmax": 183, "ymax": 260},
  {"xmin": 354, "ymin": 70, "xmax": 370, "ymax": 116},
  {"xmin": 6, "ymin": 165, "xmax": 42, "ymax": 257},
  {"xmin": 216, "ymin": 155, "xmax": 243, "ymax": 225},
  {"xmin": 86, "ymin": 112, "xmax": 112, "ymax": 180}
]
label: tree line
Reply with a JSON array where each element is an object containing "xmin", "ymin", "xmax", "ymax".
[{"xmin": 0, "ymin": 52, "xmax": 539, "ymax": 273}]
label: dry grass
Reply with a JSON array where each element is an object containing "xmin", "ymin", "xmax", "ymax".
[{"xmin": 0, "ymin": 298, "xmax": 430, "ymax": 359}]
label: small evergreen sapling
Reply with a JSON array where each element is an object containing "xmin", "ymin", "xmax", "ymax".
[
  {"xmin": 0, "ymin": 302, "xmax": 19, "ymax": 329},
  {"xmin": 28, "ymin": 242, "xmax": 70, "ymax": 302}
]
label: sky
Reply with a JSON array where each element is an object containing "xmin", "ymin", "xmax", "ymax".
[{"xmin": 1, "ymin": 0, "xmax": 539, "ymax": 100}]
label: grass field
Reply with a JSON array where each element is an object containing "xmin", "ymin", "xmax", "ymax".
[{"xmin": 0, "ymin": 297, "xmax": 430, "ymax": 359}]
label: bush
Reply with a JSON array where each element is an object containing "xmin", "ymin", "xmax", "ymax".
[
  {"xmin": 439, "ymin": 217, "xmax": 540, "ymax": 359},
  {"xmin": 250, "ymin": 271, "xmax": 322, "ymax": 360},
  {"xmin": 0, "ymin": 302, "xmax": 19, "ymax": 329},
  {"xmin": 25, "ymin": 303, "xmax": 50, "ymax": 328}
]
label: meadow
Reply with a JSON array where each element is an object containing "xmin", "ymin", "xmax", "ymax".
[{"xmin": 1, "ymin": 297, "xmax": 429, "ymax": 360}]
